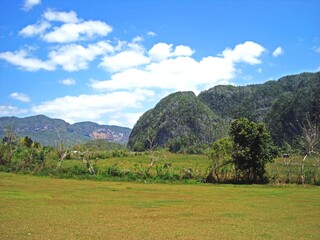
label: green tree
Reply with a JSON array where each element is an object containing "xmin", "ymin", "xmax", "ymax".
[
  {"xmin": 206, "ymin": 137, "xmax": 233, "ymax": 182},
  {"xmin": 230, "ymin": 118, "xmax": 277, "ymax": 183},
  {"xmin": 20, "ymin": 136, "xmax": 33, "ymax": 148}
]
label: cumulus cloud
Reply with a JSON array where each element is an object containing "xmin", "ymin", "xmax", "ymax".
[
  {"xmin": 42, "ymin": 20, "xmax": 112, "ymax": 43},
  {"xmin": 19, "ymin": 21, "xmax": 51, "ymax": 37},
  {"xmin": 0, "ymin": 41, "xmax": 113, "ymax": 72},
  {"xmin": 0, "ymin": 105, "xmax": 28, "ymax": 115},
  {"xmin": 108, "ymin": 112, "xmax": 145, "ymax": 128},
  {"xmin": 59, "ymin": 78, "xmax": 76, "ymax": 86},
  {"xmin": 148, "ymin": 42, "xmax": 194, "ymax": 62},
  {"xmin": 172, "ymin": 45, "xmax": 194, "ymax": 57},
  {"xmin": 32, "ymin": 89, "xmax": 155, "ymax": 124},
  {"xmin": 48, "ymin": 41, "xmax": 113, "ymax": 71},
  {"xmin": 221, "ymin": 41, "xmax": 266, "ymax": 64},
  {"xmin": 148, "ymin": 42, "xmax": 173, "ymax": 61},
  {"xmin": 91, "ymin": 41, "xmax": 264, "ymax": 92},
  {"xmin": 43, "ymin": 9, "xmax": 79, "ymax": 23},
  {"xmin": 99, "ymin": 50, "xmax": 150, "ymax": 72},
  {"xmin": 272, "ymin": 47, "xmax": 284, "ymax": 57},
  {"xmin": 19, "ymin": 9, "xmax": 112, "ymax": 43},
  {"xmin": 0, "ymin": 50, "xmax": 55, "ymax": 71},
  {"xmin": 147, "ymin": 31, "xmax": 156, "ymax": 37},
  {"xmin": 10, "ymin": 92, "xmax": 31, "ymax": 102},
  {"xmin": 22, "ymin": 0, "xmax": 41, "ymax": 11}
]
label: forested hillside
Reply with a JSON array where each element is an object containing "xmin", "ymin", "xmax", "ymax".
[
  {"xmin": 199, "ymin": 72, "xmax": 320, "ymax": 146},
  {"xmin": 129, "ymin": 72, "xmax": 320, "ymax": 151},
  {"xmin": 198, "ymin": 72, "xmax": 319, "ymax": 122},
  {"xmin": 128, "ymin": 91, "xmax": 221, "ymax": 153}
]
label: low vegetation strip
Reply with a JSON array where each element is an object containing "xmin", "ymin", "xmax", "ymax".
[{"xmin": 1, "ymin": 172, "xmax": 319, "ymax": 239}]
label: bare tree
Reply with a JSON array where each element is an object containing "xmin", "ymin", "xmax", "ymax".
[
  {"xmin": 297, "ymin": 119, "xmax": 319, "ymax": 184},
  {"xmin": 80, "ymin": 149, "xmax": 95, "ymax": 175},
  {"xmin": 56, "ymin": 128, "xmax": 69, "ymax": 168},
  {"xmin": 145, "ymin": 130, "xmax": 160, "ymax": 176}
]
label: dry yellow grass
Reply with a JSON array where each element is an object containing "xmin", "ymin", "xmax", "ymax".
[{"xmin": 1, "ymin": 172, "xmax": 319, "ymax": 239}]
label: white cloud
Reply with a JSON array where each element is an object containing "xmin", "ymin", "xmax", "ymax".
[
  {"xmin": 19, "ymin": 9, "xmax": 112, "ymax": 43},
  {"xmin": 32, "ymin": 89, "xmax": 155, "ymax": 124},
  {"xmin": 147, "ymin": 31, "xmax": 156, "ymax": 37},
  {"xmin": 10, "ymin": 92, "xmax": 31, "ymax": 102},
  {"xmin": 0, "ymin": 105, "xmax": 28, "ymax": 115},
  {"xmin": 42, "ymin": 20, "xmax": 112, "ymax": 43},
  {"xmin": 0, "ymin": 41, "xmax": 113, "ymax": 72},
  {"xmin": 172, "ymin": 45, "xmax": 194, "ymax": 57},
  {"xmin": 148, "ymin": 43, "xmax": 194, "ymax": 62},
  {"xmin": 272, "ymin": 47, "xmax": 284, "ymax": 57},
  {"xmin": 221, "ymin": 41, "xmax": 266, "ymax": 64},
  {"xmin": 108, "ymin": 112, "xmax": 145, "ymax": 128},
  {"xmin": 19, "ymin": 21, "xmax": 51, "ymax": 37},
  {"xmin": 43, "ymin": 9, "xmax": 79, "ymax": 23},
  {"xmin": 92, "ymin": 41, "xmax": 264, "ymax": 92},
  {"xmin": 59, "ymin": 78, "xmax": 76, "ymax": 86},
  {"xmin": 99, "ymin": 50, "xmax": 150, "ymax": 72},
  {"xmin": 148, "ymin": 42, "xmax": 173, "ymax": 61},
  {"xmin": 22, "ymin": 0, "xmax": 41, "ymax": 11},
  {"xmin": 108, "ymin": 120, "xmax": 120, "ymax": 126},
  {"xmin": 48, "ymin": 41, "xmax": 113, "ymax": 71},
  {"xmin": 122, "ymin": 112, "xmax": 145, "ymax": 128},
  {"xmin": 0, "ymin": 50, "xmax": 55, "ymax": 71},
  {"xmin": 132, "ymin": 36, "xmax": 143, "ymax": 43}
]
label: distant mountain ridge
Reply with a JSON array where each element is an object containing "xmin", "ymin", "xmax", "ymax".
[{"xmin": 0, "ymin": 115, "xmax": 131, "ymax": 146}]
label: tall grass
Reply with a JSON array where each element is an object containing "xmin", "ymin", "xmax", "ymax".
[{"xmin": 1, "ymin": 149, "xmax": 319, "ymax": 184}]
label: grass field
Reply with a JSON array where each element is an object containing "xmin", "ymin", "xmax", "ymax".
[{"xmin": 1, "ymin": 172, "xmax": 319, "ymax": 239}]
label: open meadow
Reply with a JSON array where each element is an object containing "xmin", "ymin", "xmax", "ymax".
[{"xmin": 1, "ymin": 172, "xmax": 319, "ymax": 239}]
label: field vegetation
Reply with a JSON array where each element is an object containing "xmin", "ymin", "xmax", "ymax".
[
  {"xmin": 1, "ymin": 172, "xmax": 319, "ymax": 239},
  {"xmin": 1, "ymin": 140, "xmax": 319, "ymax": 185}
]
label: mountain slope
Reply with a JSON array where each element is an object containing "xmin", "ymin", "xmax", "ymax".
[
  {"xmin": 129, "ymin": 72, "xmax": 319, "ymax": 150},
  {"xmin": 198, "ymin": 71, "xmax": 320, "ymax": 146},
  {"xmin": 198, "ymin": 72, "xmax": 319, "ymax": 123},
  {"xmin": 0, "ymin": 115, "xmax": 131, "ymax": 146},
  {"xmin": 128, "ymin": 91, "xmax": 221, "ymax": 152}
]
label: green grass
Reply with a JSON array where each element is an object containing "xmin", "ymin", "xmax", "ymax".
[
  {"xmin": 54, "ymin": 153, "xmax": 319, "ymax": 184},
  {"xmin": 1, "ymin": 172, "xmax": 319, "ymax": 239}
]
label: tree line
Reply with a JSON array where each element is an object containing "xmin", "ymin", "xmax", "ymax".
[{"xmin": 0, "ymin": 118, "xmax": 319, "ymax": 185}]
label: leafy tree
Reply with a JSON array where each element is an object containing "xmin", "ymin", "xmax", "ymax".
[
  {"xmin": 20, "ymin": 136, "xmax": 33, "ymax": 148},
  {"xmin": 230, "ymin": 118, "xmax": 277, "ymax": 183},
  {"xmin": 0, "ymin": 128, "xmax": 19, "ymax": 165},
  {"xmin": 206, "ymin": 137, "xmax": 233, "ymax": 182}
]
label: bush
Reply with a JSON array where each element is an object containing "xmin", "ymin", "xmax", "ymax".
[
  {"xmin": 105, "ymin": 164, "xmax": 124, "ymax": 177},
  {"xmin": 155, "ymin": 165, "xmax": 180, "ymax": 181}
]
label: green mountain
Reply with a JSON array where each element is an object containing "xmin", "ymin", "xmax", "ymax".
[
  {"xmin": 199, "ymin": 72, "xmax": 320, "ymax": 146},
  {"xmin": 128, "ymin": 91, "xmax": 222, "ymax": 153},
  {"xmin": 0, "ymin": 115, "xmax": 131, "ymax": 146},
  {"xmin": 129, "ymin": 72, "xmax": 319, "ymax": 151}
]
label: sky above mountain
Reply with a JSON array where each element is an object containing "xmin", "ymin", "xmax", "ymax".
[{"xmin": 0, "ymin": 0, "xmax": 319, "ymax": 127}]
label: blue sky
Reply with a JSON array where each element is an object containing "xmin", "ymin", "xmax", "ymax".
[{"xmin": 0, "ymin": 0, "xmax": 319, "ymax": 127}]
